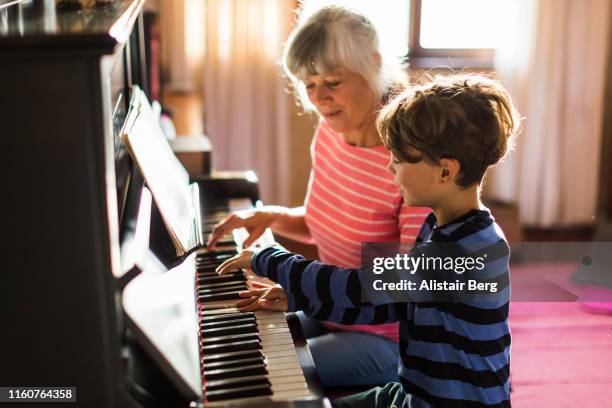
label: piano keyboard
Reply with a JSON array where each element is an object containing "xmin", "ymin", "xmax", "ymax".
[{"xmin": 195, "ymin": 203, "xmax": 316, "ymax": 405}]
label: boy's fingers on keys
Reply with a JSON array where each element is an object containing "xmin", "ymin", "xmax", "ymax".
[
  {"xmin": 248, "ymin": 279, "xmax": 275, "ymax": 289},
  {"xmin": 237, "ymin": 287, "xmax": 276, "ymax": 312},
  {"xmin": 238, "ymin": 289, "xmax": 268, "ymax": 298},
  {"xmin": 236, "ymin": 296, "xmax": 259, "ymax": 309},
  {"xmin": 259, "ymin": 299, "xmax": 288, "ymax": 312},
  {"xmin": 237, "ymin": 295, "xmax": 270, "ymax": 312},
  {"xmin": 217, "ymin": 250, "xmax": 255, "ymax": 274},
  {"xmin": 251, "ymin": 288, "xmax": 287, "ymax": 312},
  {"xmin": 243, "ymin": 269, "xmax": 260, "ymax": 280},
  {"xmin": 236, "ymin": 289, "xmax": 268, "ymax": 309},
  {"xmin": 216, "ymin": 255, "xmax": 242, "ymax": 274}
]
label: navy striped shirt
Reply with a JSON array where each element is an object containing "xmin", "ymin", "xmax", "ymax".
[{"xmin": 252, "ymin": 209, "xmax": 511, "ymax": 407}]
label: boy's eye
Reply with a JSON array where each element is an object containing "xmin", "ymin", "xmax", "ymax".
[
  {"xmin": 325, "ymin": 81, "xmax": 341, "ymax": 89},
  {"xmin": 305, "ymin": 83, "xmax": 315, "ymax": 90}
]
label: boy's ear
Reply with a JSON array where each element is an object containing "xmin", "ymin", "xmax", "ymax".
[{"xmin": 438, "ymin": 158, "xmax": 461, "ymax": 183}]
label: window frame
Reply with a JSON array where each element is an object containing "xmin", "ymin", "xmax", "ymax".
[{"xmin": 407, "ymin": 0, "xmax": 494, "ymax": 69}]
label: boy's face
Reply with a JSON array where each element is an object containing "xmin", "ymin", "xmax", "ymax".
[{"xmin": 386, "ymin": 149, "xmax": 443, "ymax": 208}]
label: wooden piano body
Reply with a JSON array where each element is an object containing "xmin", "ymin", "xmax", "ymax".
[{"xmin": 0, "ymin": 1, "xmax": 329, "ymax": 407}]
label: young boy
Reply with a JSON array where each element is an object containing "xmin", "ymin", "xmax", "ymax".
[{"xmin": 217, "ymin": 74, "xmax": 520, "ymax": 407}]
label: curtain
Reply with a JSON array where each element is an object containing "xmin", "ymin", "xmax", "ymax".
[
  {"xmin": 203, "ymin": 0, "xmax": 315, "ymax": 205},
  {"xmin": 485, "ymin": 0, "xmax": 537, "ymax": 205},
  {"xmin": 158, "ymin": 0, "xmax": 190, "ymax": 92},
  {"xmin": 489, "ymin": 0, "xmax": 611, "ymax": 227}
]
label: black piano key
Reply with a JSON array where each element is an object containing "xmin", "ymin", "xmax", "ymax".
[
  {"xmin": 204, "ymin": 374, "xmax": 270, "ymax": 391},
  {"xmin": 197, "ymin": 257, "xmax": 235, "ymax": 265},
  {"xmin": 197, "ymin": 265, "xmax": 228, "ymax": 272},
  {"xmin": 197, "ymin": 249, "xmax": 238, "ymax": 259},
  {"xmin": 201, "ymin": 316, "xmax": 255, "ymax": 329},
  {"xmin": 198, "ymin": 271, "xmax": 242, "ymax": 278},
  {"xmin": 204, "ymin": 364, "xmax": 267, "ymax": 381},
  {"xmin": 198, "ymin": 288, "xmax": 247, "ymax": 299},
  {"xmin": 197, "ymin": 263, "xmax": 225, "ymax": 270},
  {"xmin": 198, "ymin": 273, "xmax": 246, "ymax": 286},
  {"xmin": 203, "ymin": 239, "xmax": 236, "ymax": 248},
  {"xmin": 201, "ymin": 306, "xmax": 241, "ymax": 315},
  {"xmin": 203, "ymin": 339, "xmax": 261, "ymax": 355},
  {"xmin": 205, "ymin": 384, "xmax": 272, "ymax": 402},
  {"xmin": 199, "ymin": 290, "xmax": 243, "ymax": 302},
  {"xmin": 198, "ymin": 281, "xmax": 247, "ymax": 292},
  {"xmin": 198, "ymin": 275, "xmax": 245, "ymax": 285},
  {"xmin": 198, "ymin": 284, "xmax": 246, "ymax": 295},
  {"xmin": 197, "ymin": 261, "xmax": 235, "ymax": 269},
  {"xmin": 203, "ymin": 349, "xmax": 263, "ymax": 364},
  {"xmin": 197, "ymin": 257, "xmax": 234, "ymax": 267},
  {"xmin": 203, "ymin": 356, "xmax": 264, "ymax": 371},
  {"xmin": 201, "ymin": 312, "xmax": 255, "ymax": 323},
  {"xmin": 201, "ymin": 316, "xmax": 255, "ymax": 328},
  {"xmin": 197, "ymin": 254, "xmax": 236, "ymax": 262},
  {"xmin": 204, "ymin": 217, "xmax": 225, "ymax": 224},
  {"xmin": 201, "ymin": 323, "xmax": 258, "ymax": 337},
  {"xmin": 208, "ymin": 211, "xmax": 229, "ymax": 217},
  {"xmin": 203, "ymin": 332, "xmax": 259, "ymax": 346},
  {"xmin": 198, "ymin": 275, "xmax": 245, "ymax": 283}
]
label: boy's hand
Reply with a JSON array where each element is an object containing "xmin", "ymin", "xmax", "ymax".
[
  {"xmin": 247, "ymin": 276, "xmax": 277, "ymax": 289},
  {"xmin": 216, "ymin": 249, "xmax": 255, "ymax": 274},
  {"xmin": 237, "ymin": 286, "xmax": 288, "ymax": 312}
]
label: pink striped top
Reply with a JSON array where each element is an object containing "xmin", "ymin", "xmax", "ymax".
[{"xmin": 303, "ymin": 120, "xmax": 430, "ymax": 342}]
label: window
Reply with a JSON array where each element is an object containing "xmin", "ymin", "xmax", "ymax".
[
  {"xmin": 419, "ymin": 0, "xmax": 502, "ymax": 49},
  {"xmin": 300, "ymin": 0, "xmax": 501, "ymax": 69},
  {"xmin": 300, "ymin": 0, "xmax": 410, "ymax": 59},
  {"xmin": 409, "ymin": 0, "xmax": 503, "ymax": 68}
]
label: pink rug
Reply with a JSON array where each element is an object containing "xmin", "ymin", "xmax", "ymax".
[{"xmin": 509, "ymin": 263, "xmax": 612, "ymax": 407}]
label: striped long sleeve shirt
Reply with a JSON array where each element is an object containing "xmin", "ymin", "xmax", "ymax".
[{"xmin": 252, "ymin": 209, "xmax": 511, "ymax": 407}]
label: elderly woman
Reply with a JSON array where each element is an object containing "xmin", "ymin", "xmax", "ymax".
[{"xmin": 207, "ymin": 5, "xmax": 428, "ymax": 387}]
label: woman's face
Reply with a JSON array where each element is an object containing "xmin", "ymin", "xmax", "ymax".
[{"xmin": 304, "ymin": 69, "xmax": 378, "ymax": 135}]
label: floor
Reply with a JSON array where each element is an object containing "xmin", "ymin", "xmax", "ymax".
[{"xmin": 510, "ymin": 263, "xmax": 612, "ymax": 407}]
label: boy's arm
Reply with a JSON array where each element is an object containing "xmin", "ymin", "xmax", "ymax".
[
  {"xmin": 252, "ymin": 246, "xmax": 396, "ymax": 311},
  {"xmin": 250, "ymin": 242, "xmax": 500, "ymax": 312}
]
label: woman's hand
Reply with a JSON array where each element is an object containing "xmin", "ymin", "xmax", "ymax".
[
  {"xmin": 206, "ymin": 210, "xmax": 280, "ymax": 250},
  {"xmin": 236, "ymin": 286, "xmax": 288, "ymax": 312}
]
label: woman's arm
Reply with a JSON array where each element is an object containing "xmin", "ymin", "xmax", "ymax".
[{"xmin": 269, "ymin": 206, "xmax": 313, "ymax": 244}]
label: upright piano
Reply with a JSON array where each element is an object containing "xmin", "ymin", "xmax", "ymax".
[{"xmin": 0, "ymin": 1, "xmax": 330, "ymax": 407}]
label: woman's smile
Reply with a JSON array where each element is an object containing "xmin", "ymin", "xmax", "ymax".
[{"xmin": 322, "ymin": 109, "xmax": 343, "ymax": 119}]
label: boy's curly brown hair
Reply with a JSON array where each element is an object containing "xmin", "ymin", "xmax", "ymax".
[{"xmin": 377, "ymin": 74, "xmax": 522, "ymax": 188}]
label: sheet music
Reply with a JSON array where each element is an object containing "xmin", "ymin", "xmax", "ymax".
[{"xmin": 121, "ymin": 87, "xmax": 194, "ymax": 256}]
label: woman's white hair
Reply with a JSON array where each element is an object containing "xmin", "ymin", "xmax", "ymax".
[{"xmin": 282, "ymin": 5, "xmax": 402, "ymax": 111}]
